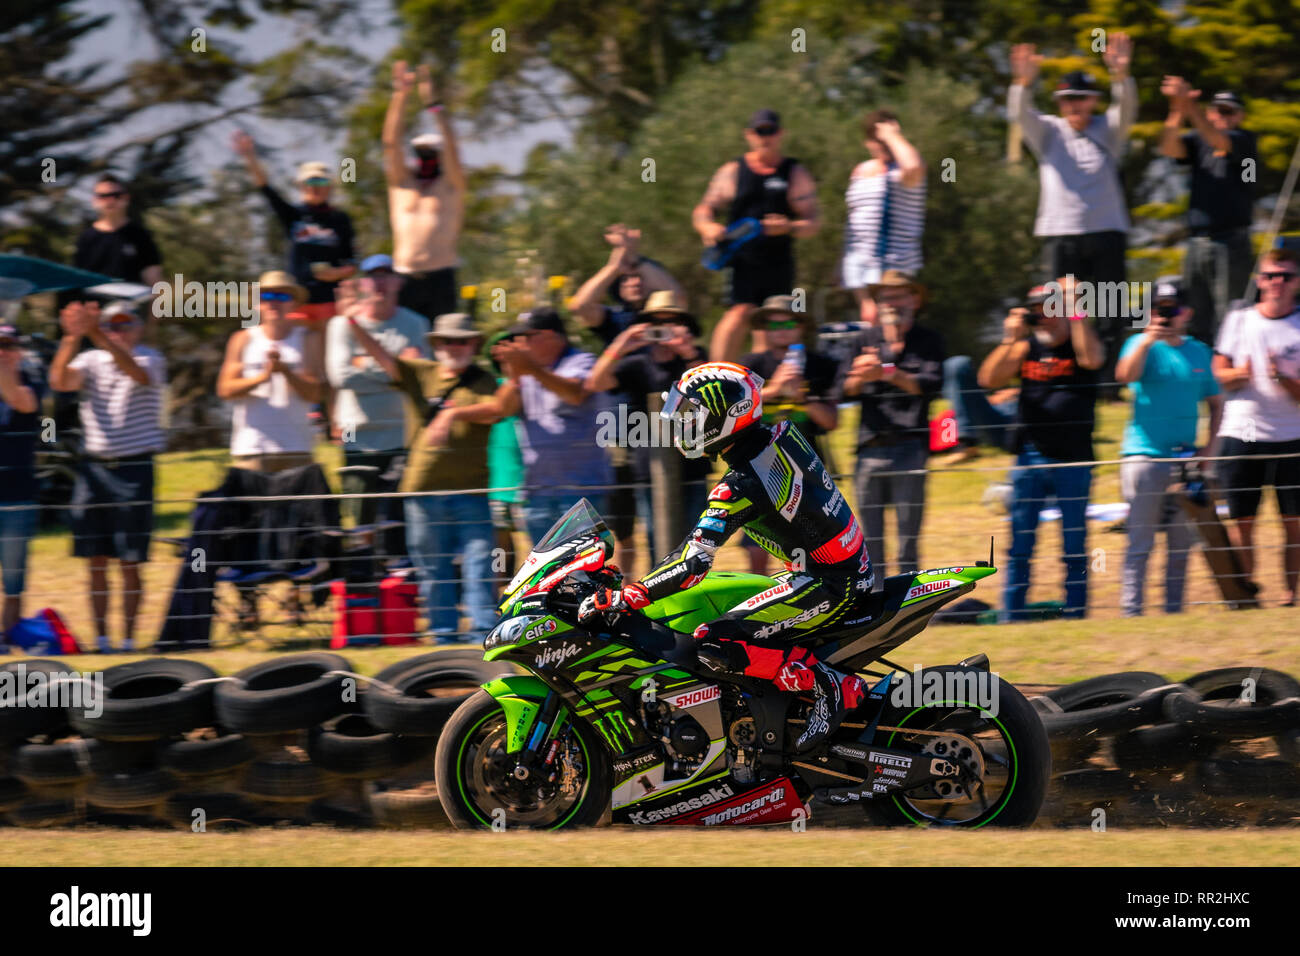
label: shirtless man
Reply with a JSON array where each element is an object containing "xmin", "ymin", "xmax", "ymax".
[
  {"xmin": 692, "ymin": 109, "xmax": 820, "ymax": 362},
  {"xmin": 383, "ymin": 60, "xmax": 467, "ymax": 326}
]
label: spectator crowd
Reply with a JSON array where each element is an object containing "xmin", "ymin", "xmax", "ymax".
[{"xmin": 2, "ymin": 37, "xmax": 1298, "ymax": 652}]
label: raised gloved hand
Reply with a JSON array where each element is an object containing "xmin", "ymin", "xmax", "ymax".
[{"xmin": 577, "ymin": 584, "xmax": 650, "ymax": 623}]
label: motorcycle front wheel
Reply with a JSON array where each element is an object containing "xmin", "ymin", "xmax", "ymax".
[
  {"xmin": 435, "ymin": 690, "xmax": 611, "ymax": 830},
  {"xmin": 865, "ymin": 667, "xmax": 1051, "ymax": 827}
]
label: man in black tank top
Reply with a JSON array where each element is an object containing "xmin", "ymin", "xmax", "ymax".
[{"xmin": 693, "ymin": 109, "xmax": 821, "ymax": 362}]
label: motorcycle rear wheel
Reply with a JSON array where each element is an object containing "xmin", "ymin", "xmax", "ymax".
[
  {"xmin": 865, "ymin": 668, "xmax": 1051, "ymax": 827},
  {"xmin": 436, "ymin": 691, "xmax": 611, "ymax": 830}
]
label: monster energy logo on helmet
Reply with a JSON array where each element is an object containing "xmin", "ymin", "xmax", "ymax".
[{"xmin": 696, "ymin": 381, "xmax": 728, "ymax": 417}]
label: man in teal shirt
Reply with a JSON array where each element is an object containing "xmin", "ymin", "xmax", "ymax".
[{"xmin": 1115, "ymin": 278, "xmax": 1222, "ymax": 615}]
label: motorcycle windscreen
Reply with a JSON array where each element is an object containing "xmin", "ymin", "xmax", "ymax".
[{"xmin": 499, "ymin": 497, "xmax": 615, "ymax": 603}]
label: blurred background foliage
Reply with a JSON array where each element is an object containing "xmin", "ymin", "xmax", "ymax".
[{"xmin": 3, "ymin": 0, "xmax": 1299, "ymax": 360}]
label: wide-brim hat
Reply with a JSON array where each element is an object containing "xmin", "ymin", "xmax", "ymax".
[
  {"xmin": 257, "ymin": 270, "xmax": 308, "ymax": 304},
  {"xmin": 425, "ymin": 312, "xmax": 483, "ymax": 341},
  {"xmin": 867, "ymin": 269, "xmax": 928, "ymax": 303},
  {"xmin": 639, "ymin": 290, "xmax": 699, "ymax": 335},
  {"xmin": 751, "ymin": 294, "xmax": 808, "ymax": 324},
  {"xmin": 295, "ymin": 161, "xmax": 331, "ymax": 184}
]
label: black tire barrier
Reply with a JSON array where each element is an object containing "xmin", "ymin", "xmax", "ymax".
[
  {"xmin": 163, "ymin": 791, "xmax": 257, "ymax": 830},
  {"xmin": 1195, "ymin": 758, "xmax": 1300, "ymax": 799},
  {"xmin": 215, "ymin": 653, "xmax": 353, "ymax": 735},
  {"xmin": 0, "ymin": 659, "xmax": 83, "ymax": 741},
  {"xmin": 8, "ymin": 798, "xmax": 79, "ymax": 828},
  {"xmin": 86, "ymin": 769, "xmax": 179, "ymax": 810},
  {"xmin": 1040, "ymin": 672, "xmax": 1177, "ymax": 740},
  {"xmin": 0, "ymin": 776, "xmax": 28, "ymax": 812},
  {"xmin": 1111, "ymin": 722, "xmax": 1216, "ymax": 771},
  {"xmin": 1163, "ymin": 689, "xmax": 1300, "ymax": 740},
  {"xmin": 369, "ymin": 787, "xmax": 449, "ymax": 829},
  {"xmin": 1183, "ymin": 666, "xmax": 1300, "ymax": 703},
  {"xmin": 69, "ymin": 659, "xmax": 217, "ymax": 742},
  {"xmin": 241, "ymin": 751, "xmax": 331, "ymax": 802},
  {"xmin": 365, "ymin": 655, "xmax": 512, "ymax": 737},
  {"xmin": 306, "ymin": 714, "xmax": 436, "ymax": 779},
  {"xmin": 160, "ymin": 732, "xmax": 255, "ymax": 777},
  {"xmin": 11, "ymin": 739, "xmax": 96, "ymax": 785}
]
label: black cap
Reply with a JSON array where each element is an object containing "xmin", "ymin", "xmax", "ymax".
[
  {"xmin": 747, "ymin": 108, "xmax": 781, "ymax": 130},
  {"xmin": 1153, "ymin": 277, "xmax": 1186, "ymax": 306},
  {"xmin": 1212, "ymin": 91, "xmax": 1245, "ymax": 110},
  {"xmin": 505, "ymin": 307, "xmax": 566, "ymax": 338},
  {"xmin": 1053, "ymin": 71, "xmax": 1100, "ymax": 97}
]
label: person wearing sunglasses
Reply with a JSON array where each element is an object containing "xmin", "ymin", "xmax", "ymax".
[
  {"xmin": 692, "ymin": 108, "xmax": 821, "ymax": 362},
  {"xmin": 49, "ymin": 301, "xmax": 167, "ymax": 653},
  {"xmin": 72, "ymin": 174, "xmax": 163, "ymax": 291},
  {"xmin": 1008, "ymin": 38, "xmax": 1136, "ymax": 390},
  {"xmin": 384, "ymin": 60, "xmax": 468, "ymax": 327},
  {"xmin": 0, "ymin": 323, "xmax": 43, "ymax": 651},
  {"xmin": 842, "ymin": 273, "xmax": 946, "ymax": 581},
  {"xmin": 735, "ymin": 295, "xmax": 841, "ymax": 574},
  {"xmin": 217, "ymin": 271, "xmax": 325, "ymax": 474},
  {"xmin": 327, "ymin": 254, "xmax": 429, "ymax": 560},
  {"xmin": 232, "ymin": 132, "xmax": 356, "ymax": 329},
  {"xmin": 1211, "ymin": 247, "xmax": 1300, "ymax": 606},
  {"xmin": 1158, "ymin": 82, "xmax": 1257, "ymax": 345}
]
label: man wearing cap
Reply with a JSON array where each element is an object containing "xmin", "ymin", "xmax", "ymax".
[
  {"xmin": 50, "ymin": 301, "xmax": 167, "ymax": 653},
  {"xmin": 327, "ymin": 255, "xmax": 430, "ymax": 554},
  {"xmin": 1008, "ymin": 37, "xmax": 1136, "ymax": 376},
  {"xmin": 979, "ymin": 276, "xmax": 1106, "ymax": 621},
  {"xmin": 347, "ymin": 311, "xmax": 502, "ymax": 642},
  {"xmin": 693, "ymin": 108, "xmax": 821, "ymax": 362},
  {"xmin": 1158, "ymin": 80, "xmax": 1257, "ymax": 344},
  {"xmin": 0, "ymin": 323, "xmax": 43, "ymax": 648},
  {"xmin": 1115, "ymin": 277, "xmax": 1222, "ymax": 617},
  {"xmin": 570, "ymin": 223, "xmax": 688, "ymax": 347},
  {"xmin": 585, "ymin": 290, "xmax": 709, "ymax": 576},
  {"xmin": 489, "ymin": 309, "xmax": 613, "ymax": 544},
  {"xmin": 384, "ymin": 60, "xmax": 467, "ymax": 325},
  {"xmin": 841, "ymin": 274, "xmax": 946, "ymax": 578},
  {"xmin": 233, "ymin": 132, "xmax": 356, "ymax": 327},
  {"xmin": 216, "ymin": 271, "xmax": 325, "ymax": 473}
]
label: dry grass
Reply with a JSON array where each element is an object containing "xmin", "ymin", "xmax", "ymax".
[{"xmin": 7, "ymin": 827, "xmax": 1298, "ymax": 867}]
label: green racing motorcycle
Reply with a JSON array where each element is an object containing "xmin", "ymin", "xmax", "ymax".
[{"xmin": 434, "ymin": 499, "xmax": 1050, "ymax": 829}]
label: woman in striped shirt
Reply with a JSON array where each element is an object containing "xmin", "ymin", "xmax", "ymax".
[{"xmin": 841, "ymin": 110, "xmax": 927, "ymax": 323}]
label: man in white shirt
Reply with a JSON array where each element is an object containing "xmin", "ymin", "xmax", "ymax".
[
  {"xmin": 1211, "ymin": 247, "xmax": 1300, "ymax": 605},
  {"xmin": 49, "ymin": 301, "xmax": 167, "ymax": 652}
]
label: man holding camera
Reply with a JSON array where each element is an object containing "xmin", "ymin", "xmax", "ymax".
[
  {"xmin": 979, "ymin": 278, "xmax": 1105, "ymax": 620},
  {"xmin": 570, "ymin": 224, "xmax": 689, "ymax": 347},
  {"xmin": 841, "ymin": 273, "xmax": 945, "ymax": 579},
  {"xmin": 1114, "ymin": 278, "xmax": 1222, "ymax": 617},
  {"xmin": 585, "ymin": 291, "xmax": 708, "ymax": 576}
]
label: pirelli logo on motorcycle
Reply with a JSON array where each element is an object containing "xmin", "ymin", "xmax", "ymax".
[
  {"xmin": 869, "ymin": 751, "xmax": 913, "ymax": 769},
  {"xmin": 662, "ymin": 684, "xmax": 721, "ymax": 710}
]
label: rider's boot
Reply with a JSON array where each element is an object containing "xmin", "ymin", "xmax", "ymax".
[{"xmin": 768, "ymin": 648, "xmax": 867, "ymax": 752}]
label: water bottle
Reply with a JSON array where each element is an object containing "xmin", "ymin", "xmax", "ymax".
[{"xmin": 783, "ymin": 342, "xmax": 805, "ymax": 377}]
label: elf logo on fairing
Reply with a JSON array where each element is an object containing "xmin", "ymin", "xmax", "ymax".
[
  {"xmin": 663, "ymin": 685, "xmax": 721, "ymax": 709},
  {"xmin": 904, "ymin": 579, "xmax": 956, "ymax": 602},
  {"xmin": 926, "ymin": 567, "xmax": 965, "ymax": 575},
  {"xmin": 523, "ymin": 618, "xmax": 557, "ymax": 642},
  {"xmin": 627, "ymin": 784, "xmax": 735, "ymax": 823},
  {"xmin": 535, "ymin": 641, "xmax": 581, "ymax": 669},
  {"xmin": 700, "ymin": 785, "xmax": 787, "ymax": 825}
]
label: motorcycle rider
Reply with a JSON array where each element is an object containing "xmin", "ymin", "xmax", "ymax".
[{"xmin": 578, "ymin": 361, "xmax": 874, "ymax": 751}]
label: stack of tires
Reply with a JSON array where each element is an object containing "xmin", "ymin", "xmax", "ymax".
[
  {"xmin": 1035, "ymin": 667, "xmax": 1300, "ymax": 826},
  {"xmin": 0, "ymin": 650, "xmax": 511, "ymax": 830}
]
